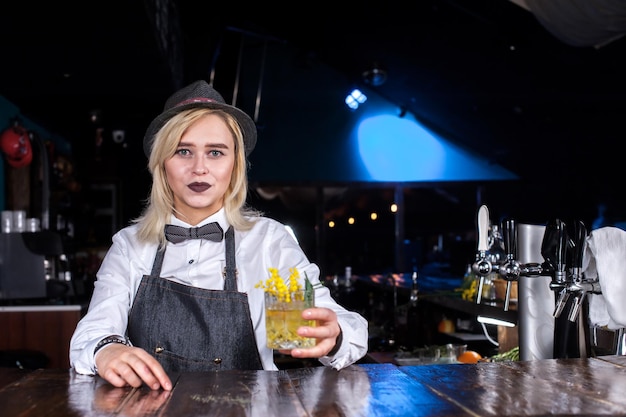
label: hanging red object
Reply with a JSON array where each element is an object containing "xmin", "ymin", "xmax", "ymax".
[{"xmin": 0, "ymin": 123, "xmax": 33, "ymax": 168}]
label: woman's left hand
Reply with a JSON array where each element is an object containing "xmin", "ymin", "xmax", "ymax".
[{"xmin": 280, "ymin": 307, "xmax": 341, "ymax": 358}]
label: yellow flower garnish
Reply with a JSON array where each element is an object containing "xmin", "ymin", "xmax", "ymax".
[{"xmin": 255, "ymin": 267, "xmax": 303, "ymax": 303}]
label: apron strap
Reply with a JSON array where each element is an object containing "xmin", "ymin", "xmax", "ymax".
[
  {"xmin": 150, "ymin": 246, "xmax": 166, "ymax": 277},
  {"xmin": 224, "ymin": 226, "xmax": 237, "ymax": 291}
]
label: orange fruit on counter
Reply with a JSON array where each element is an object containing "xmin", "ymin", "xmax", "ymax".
[{"xmin": 457, "ymin": 350, "xmax": 482, "ymax": 364}]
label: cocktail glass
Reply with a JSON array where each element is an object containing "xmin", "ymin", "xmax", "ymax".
[{"xmin": 265, "ymin": 289, "xmax": 316, "ymax": 349}]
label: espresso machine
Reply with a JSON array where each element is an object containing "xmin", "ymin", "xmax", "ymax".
[
  {"xmin": 0, "ymin": 122, "xmax": 72, "ymax": 303},
  {"xmin": 0, "ymin": 229, "xmax": 65, "ymax": 300},
  {"xmin": 472, "ymin": 205, "xmax": 614, "ymax": 360}
]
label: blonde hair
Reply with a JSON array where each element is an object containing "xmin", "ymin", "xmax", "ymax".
[{"xmin": 133, "ymin": 108, "xmax": 261, "ymax": 247}]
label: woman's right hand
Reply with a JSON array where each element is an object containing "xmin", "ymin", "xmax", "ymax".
[{"xmin": 95, "ymin": 344, "xmax": 172, "ymax": 391}]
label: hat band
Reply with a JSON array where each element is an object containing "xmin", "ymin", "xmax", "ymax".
[{"xmin": 174, "ymin": 97, "xmax": 219, "ymax": 108}]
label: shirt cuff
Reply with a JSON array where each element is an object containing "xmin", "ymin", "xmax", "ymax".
[
  {"xmin": 327, "ymin": 326, "xmax": 343, "ymax": 356},
  {"xmin": 94, "ymin": 335, "xmax": 128, "ymax": 355}
]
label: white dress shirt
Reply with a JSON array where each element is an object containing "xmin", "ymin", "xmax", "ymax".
[{"xmin": 70, "ymin": 208, "xmax": 368, "ymax": 374}]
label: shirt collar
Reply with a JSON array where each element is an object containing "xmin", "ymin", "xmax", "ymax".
[{"xmin": 168, "ymin": 208, "xmax": 229, "ymax": 233}]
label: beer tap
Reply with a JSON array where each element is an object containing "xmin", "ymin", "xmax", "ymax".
[
  {"xmin": 572, "ymin": 224, "xmax": 601, "ymax": 306},
  {"xmin": 543, "ymin": 219, "xmax": 571, "ymax": 319},
  {"xmin": 557, "ymin": 221, "xmax": 600, "ymax": 322},
  {"xmin": 469, "ymin": 209, "xmax": 602, "ymax": 359},
  {"xmin": 498, "ymin": 218, "xmax": 553, "ymax": 310},
  {"xmin": 542, "ymin": 219, "xmax": 568, "ymax": 284},
  {"xmin": 499, "ymin": 218, "xmax": 519, "ymax": 311},
  {"xmin": 566, "ymin": 221, "xmax": 587, "ymax": 321},
  {"xmin": 472, "ymin": 205, "xmax": 491, "ymax": 304}
]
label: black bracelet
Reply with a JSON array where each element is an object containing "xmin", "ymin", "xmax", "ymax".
[
  {"xmin": 94, "ymin": 335, "xmax": 128, "ymax": 355},
  {"xmin": 328, "ymin": 327, "xmax": 343, "ymax": 356}
]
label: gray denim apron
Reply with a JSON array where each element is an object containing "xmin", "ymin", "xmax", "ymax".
[{"xmin": 127, "ymin": 226, "xmax": 262, "ymax": 371}]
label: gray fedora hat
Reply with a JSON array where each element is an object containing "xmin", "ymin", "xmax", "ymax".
[{"xmin": 143, "ymin": 80, "xmax": 257, "ymax": 157}]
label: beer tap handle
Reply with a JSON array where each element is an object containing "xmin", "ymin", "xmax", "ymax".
[
  {"xmin": 555, "ymin": 219, "xmax": 568, "ymax": 282},
  {"xmin": 503, "ymin": 218, "xmax": 516, "ymax": 262},
  {"xmin": 542, "ymin": 219, "xmax": 568, "ymax": 283},
  {"xmin": 477, "ymin": 205, "xmax": 489, "ymax": 253},
  {"xmin": 474, "ymin": 205, "xmax": 490, "ymax": 304}
]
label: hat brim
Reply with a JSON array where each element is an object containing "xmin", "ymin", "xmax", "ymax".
[{"xmin": 143, "ymin": 101, "xmax": 257, "ymax": 158}]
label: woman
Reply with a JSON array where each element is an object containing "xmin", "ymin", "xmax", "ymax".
[{"xmin": 69, "ymin": 80, "xmax": 368, "ymax": 390}]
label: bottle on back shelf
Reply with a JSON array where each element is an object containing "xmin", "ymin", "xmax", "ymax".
[{"xmin": 460, "ymin": 264, "xmax": 478, "ymax": 302}]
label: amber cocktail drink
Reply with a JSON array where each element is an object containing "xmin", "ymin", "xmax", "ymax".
[{"xmin": 265, "ymin": 290, "xmax": 316, "ymax": 349}]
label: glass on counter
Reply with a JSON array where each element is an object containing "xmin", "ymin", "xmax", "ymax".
[{"xmin": 394, "ymin": 343, "xmax": 467, "ymax": 366}]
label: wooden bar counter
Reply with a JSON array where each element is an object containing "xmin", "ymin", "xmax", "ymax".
[{"xmin": 2, "ymin": 356, "xmax": 626, "ymax": 416}]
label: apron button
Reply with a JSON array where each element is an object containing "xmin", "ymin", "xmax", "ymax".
[
  {"xmin": 213, "ymin": 358, "xmax": 222, "ymax": 365},
  {"xmin": 155, "ymin": 346, "xmax": 164, "ymax": 353}
]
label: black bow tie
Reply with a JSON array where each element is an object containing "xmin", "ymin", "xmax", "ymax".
[{"xmin": 164, "ymin": 222, "xmax": 224, "ymax": 244}]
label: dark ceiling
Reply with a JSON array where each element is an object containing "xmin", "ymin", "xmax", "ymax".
[{"xmin": 1, "ymin": 0, "xmax": 626, "ymax": 227}]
